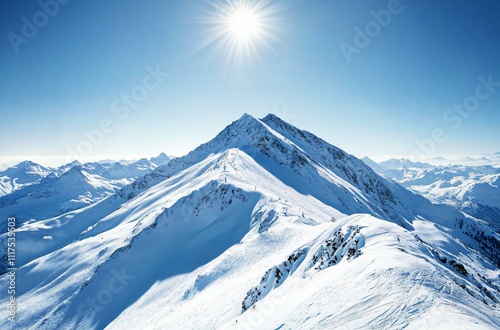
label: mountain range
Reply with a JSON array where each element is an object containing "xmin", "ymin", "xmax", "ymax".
[
  {"xmin": 0, "ymin": 154, "xmax": 172, "ymax": 222},
  {"xmin": 0, "ymin": 114, "xmax": 499, "ymax": 329},
  {"xmin": 363, "ymin": 157, "xmax": 500, "ymax": 226}
]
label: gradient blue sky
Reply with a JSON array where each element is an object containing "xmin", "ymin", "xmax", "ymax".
[{"xmin": 1, "ymin": 0, "xmax": 499, "ymax": 166}]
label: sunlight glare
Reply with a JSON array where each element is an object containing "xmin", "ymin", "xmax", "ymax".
[
  {"xmin": 227, "ymin": 7, "xmax": 260, "ymax": 42},
  {"xmin": 197, "ymin": 0, "xmax": 280, "ymax": 72}
]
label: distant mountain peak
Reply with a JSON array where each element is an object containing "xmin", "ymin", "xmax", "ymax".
[
  {"xmin": 3, "ymin": 113, "xmax": 500, "ymax": 329},
  {"xmin": 14, "ymin": 160, "xmax": 39, "ymax": 169},
  {"xmin": 60, "ymin": 165, "xmax": 86, "ymax": 179},
  {"xmin": 134, "ymin": 158, "xmax": 150, "ymax": 164},
  {"xmin": 379, "ymin": 158, "xmax": 434, "ymax": 170},
  {"xmin": 150, "ymin": 152, "xmax": 171, "ymax": 166},
  {"xmin": 361, "ymin": 157, "xmax": 382, "ymax": 170},
  {"xmin": 63, "ymin": 160, "xmax": 82, "ymax": 167}
]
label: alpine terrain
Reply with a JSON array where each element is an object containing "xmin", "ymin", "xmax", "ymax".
[
  {"xmin": 1, "ymin": 114, "xmax": 499, "ymax": 329},
  {"xmin": 363, "ymin": 157, "xmax": 500, "ymax": 227}
]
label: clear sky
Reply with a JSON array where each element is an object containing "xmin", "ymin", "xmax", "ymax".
[{"xmin": 1, "ymin": 0, "xmax": 499, "ymax": 166}]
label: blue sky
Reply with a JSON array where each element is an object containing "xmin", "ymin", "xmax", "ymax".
[{"xmin": 1, "ymin": 0, "xmax": 499, "ymax": 166}]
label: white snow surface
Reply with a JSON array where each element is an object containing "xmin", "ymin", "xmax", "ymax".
[
  {"xmin": 365, "ymin": 158, "xmax": 500, "ymax": 225},
  {"xmin": 0, "ymin": 161, "xmax": 52, "ymax": 197},
  {"xmin": 0, "ymin": 166, "xmax": 122, "ymax": 224},
  {"xmin": 0, "ymin": 115, "xmax": 499, "ymax": 329},
  {"xmin": 0, "ymin": 153, "xmax": 173, "ymax": 224}
]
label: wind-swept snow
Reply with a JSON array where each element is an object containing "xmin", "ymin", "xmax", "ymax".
[{"xmin": 0, "ymin": 114, "xmax": 499, "ymax": 329}]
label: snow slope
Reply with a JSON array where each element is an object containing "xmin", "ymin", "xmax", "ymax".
[
  {"xmin": 56, "ymin": 153, "xmax": 172, "ymax": 181},
  {"xmin": 0, "ymin": 114, "xmax": 499, "ymax": 329},
  {"xmin": 0, "ymin": 161, "xmax": 52, "ymax": 197},
  {"xmin": 0, "ymin": 153, "xmax": 173, "ymax": 225},
  {"xmin": 409, "ymin": 167, "xmax": 500, "ymax": 224},
  {"xmin": 366, "ymin": 159, "xmax": 500, "ymax": 225},
  {"xmin": 0, "ymin": 166, "xmax": 121, "ymax": 224}
]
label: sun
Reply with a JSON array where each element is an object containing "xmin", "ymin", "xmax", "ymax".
[
  {"xmin": 197, "ymin": 0, "xmax": 280, "ymax": 71},
  {"xmin": 226, "ymin": 7, "xmax": 261, "ymax": 42}
]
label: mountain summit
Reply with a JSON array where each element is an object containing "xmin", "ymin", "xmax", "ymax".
[
  {"xmin": 0, "ymin": 160, "xmax": 52, "ymax": 196},
  {"xmin": 120, "ymin": 113, "xmax": 410, "ymax": 223},
  {"xmin": 1, "ymin": 114, "xmax": 499, "ymax": 329}
]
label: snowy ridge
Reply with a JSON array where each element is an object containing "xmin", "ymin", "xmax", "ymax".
[
  {"xmin": 241, "ymin": 223, "xmax": 365, "ymax": 312},
  {"xmin": 0, "ymin": 160, "xmax": 52, "ymax": 197},
  {"xmin": 306, "ymin": 224, "xmax": 364, "ymax": 271},
  {"xmin": 366, "ymin": 158, "xmax": 500, "ymax": 225},
  {"xmin": 0, "ymin": 166, "xmax": 120, "ymax": 224},
  {"xmin": 118, "ymin": 114, "xmax": 408, "ymax": 223},
  {"xmin": 0, "ymin": 153, "xmax": 172, "ymax": 229},
  {"xmin": 242, "ymin": 248, "xmax": 307, "ymax": 311},
  {"xmin": 0, "ymin": 114, "xmax": 499, "ymax": 329}
]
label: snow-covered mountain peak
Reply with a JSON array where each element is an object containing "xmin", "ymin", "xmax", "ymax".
[
  {"xmin": 150, "ymin": 152, "xmax": 171, "ymax": 166},
  {"xmin": 66, "ymin": 160, "xmax": 82, "ymax": 167},
  {"xmin": 1, "ymin": 114, "xmax": 500, "ymax": 329},
  {"xmin": 196, "ymin": 113, "xmax": 269, "ymax": 149},
  {"xmin": 119, "ymin": 114, "xmax": 409, "ymax": 224},
  {"xmin": 14, "ymin": 160, "xmax": 38, "ymax": 168},
  {"xmin": 55, "ymin": 166, "xmax": 117, "ymax": 192},
  {"xmin": 370, "ymin": 159, "xmax": 500, "ymax": 225},
  {"xmin": 2, "ymin": 160, "xmax": 51, "ymax": 176},
  {"xmin": 0, "ymin": 160, "xmax": 53, "ymax": 196},
  {"xmin": 379, "ymin": 158, "xmax": 434, "ymax": 169},
  {"xmin": 171, "ymin": 112, "xmax": 359, "ymax": 176},
  {"xmin": 60, "ymin": 165, "xmax": 85, "ymax": 177},
  {"xmin": 361, "ymin": 156, "xmax": 383, "ymax": 170},
  {"xmin": 0, "ymin": 165, "xmax": 122, "ymax": 225}
]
